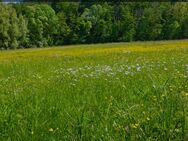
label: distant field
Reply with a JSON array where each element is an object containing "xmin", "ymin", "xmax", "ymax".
[{"xmin": 0, "ymin": 40, "xmax": 188, "ymax": 140}]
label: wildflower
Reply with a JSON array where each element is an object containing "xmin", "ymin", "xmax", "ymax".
[
  {"xmin": 131, "ymin": 123, "xmax": 139, "ymax": 129},
  {"xmin": 125, "ymin": 71, "xmax": 130, "ymax": 75},
  {"xmin": 136, "ymin": 66, "xmax": 141, "ymax": 71},
  {"xmin": 146, "ymin": 117, "xmax": 150, "ymax": 121},
  {"xmin": 175, "ymin": 129, "xmax": 180, "ymax": 133},
  {"xmin": 49, "ymin": 128, "xmax": 54, "ymax": 132}
]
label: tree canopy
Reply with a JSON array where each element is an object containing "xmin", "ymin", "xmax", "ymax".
[{"xmin": 0, "ymin": 2, "xmax": 188, "ymax": 49}]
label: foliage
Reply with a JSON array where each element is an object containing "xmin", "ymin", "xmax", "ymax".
[
  {"xmin": 136, "ymin": 6, "xmax": 162, "ymax": 40},
  {"xmin": 0, "ymin": 2, "xmax": 188, "ymax": 49},
  {"xmin": 0, "ymin": 4, "xmax": 20, "ymax": 49}
]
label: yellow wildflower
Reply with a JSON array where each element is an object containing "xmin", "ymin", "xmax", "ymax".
[
  {"xmin": 131, "ymin": 123, "xmax": 139, "ymax": 129},
  {"xmin": 49, "ymin": 128, "xmax": 54, "ymax": 132}
]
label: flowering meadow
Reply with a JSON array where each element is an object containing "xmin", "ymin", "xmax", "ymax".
[{"xmin": 0, "ymin": 40, "xmax": 188, "ymax": 140}]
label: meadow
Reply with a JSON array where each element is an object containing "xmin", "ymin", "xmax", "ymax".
[{"xmin": 0, "ymin": 40, "xmax": 188, "ymax": 140}]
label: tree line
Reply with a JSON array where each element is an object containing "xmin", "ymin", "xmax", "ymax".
[{"xmin": 0, "ymin": 2, "xmax": 188, "ymax": 49}]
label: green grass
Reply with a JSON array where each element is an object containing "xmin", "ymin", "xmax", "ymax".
[{"xmin": 0, "ymin": 40, "xmax": 188, "ymax": 140}]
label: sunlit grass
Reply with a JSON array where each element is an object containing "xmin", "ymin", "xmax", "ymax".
[
  {"xmin": 0, "ymin": 40, "xmax": 188, "ymax": 140},
  {"xmin": 1, "ymin": 40, "xmax": 188, "ymax": 62}
]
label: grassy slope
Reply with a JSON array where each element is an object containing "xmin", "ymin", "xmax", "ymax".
[{"xmin": 0, "ymin": 40, "xmax": 188, "ymax": 140}]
